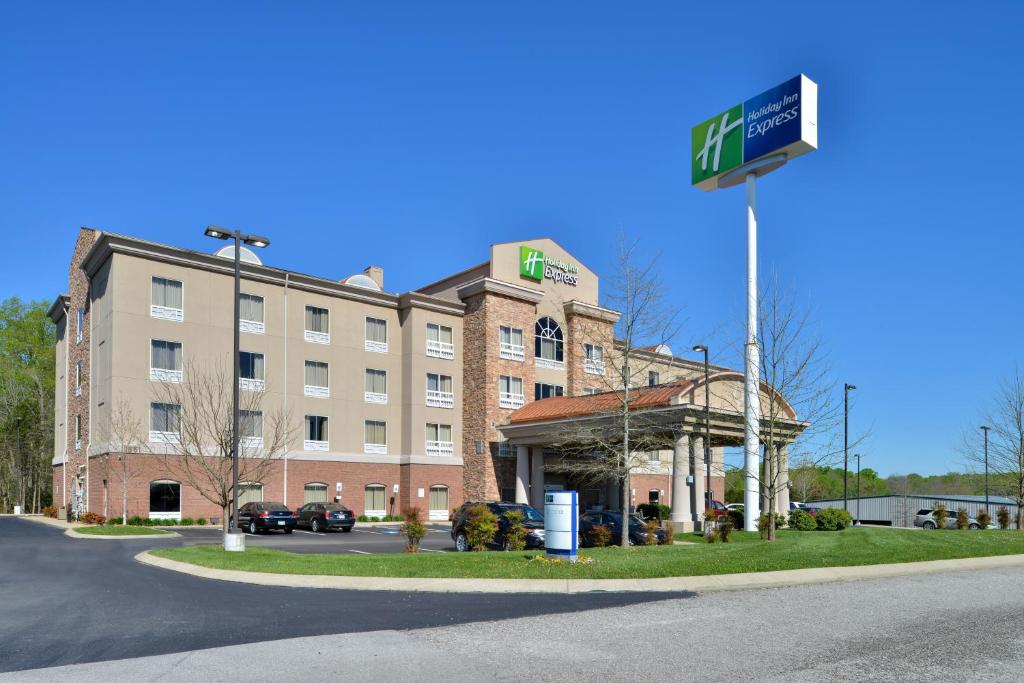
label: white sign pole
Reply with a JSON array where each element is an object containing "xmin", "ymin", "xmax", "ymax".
[{"xmin": 743, "ymin": 171, "xmax": 762, "ymax": 531}]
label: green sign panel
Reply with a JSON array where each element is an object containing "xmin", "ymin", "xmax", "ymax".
[
  {"xmin": 692, "ymin": 103, "xmax": 744, "ymax": 188},
  {"xmin": 520, "ymin": 246, "xmax": 544, "ymax": 281}
]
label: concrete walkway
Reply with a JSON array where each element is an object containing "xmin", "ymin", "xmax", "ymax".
[{"xmin": 136, "ymin": 548, "xmax": 1024, "ymax": 594}]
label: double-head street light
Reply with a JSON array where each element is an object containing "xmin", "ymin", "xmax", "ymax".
[
  {"xmin": 980, "ymin": 425, "xmax": 991, "ymax": 515},
  {"xmin": 843, "ymin": 383, "xmax": 856, "ymax": 515},
  {"xmin": 204, "ymin": 226, "xmax": 270, "ymax": 552},
  {"xmin": 692, "ymin": 345, "xmax": 712, "ymax": 511}
]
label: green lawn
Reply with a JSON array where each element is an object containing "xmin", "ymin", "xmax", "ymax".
[
  {"xmin": 77, "ymin": 525, "xmax": 171, "ymax": 536},
  {"xmin": 151, "ymin": 528, "xmax": 1024, "ymax": 580}
]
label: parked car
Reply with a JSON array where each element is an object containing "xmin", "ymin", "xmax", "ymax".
[
  {"xmin": 802, "ymin": 506, "xmax": 822, "ymax": 518},
  {"xmin": 913, "ymin": 508, "xmax": 984, "ymax": 530},
  {"xmin": 726, "ymin": 503, "xmax": 744, "ymax": 512},
  {"xmin": 235, "ymin": 501, "xmax": 296, "ymax": 534},
  {"xmin": 296, "ymin": 502, "xmax": 355, "ymax": 533},
  {"xmin": 789, "ymin": 501, "xmax": 806, "ymax": 510},
  {"xmin": 579, "ymin": 511, "xmax": 666, "ymax": 547},
  {"xmin": 704, "ymin": 500, "xmax": 729, "ymax": 515},
  {"xmin": 450, "ymin": 501, "xmax": 546, "ymax": 551}
]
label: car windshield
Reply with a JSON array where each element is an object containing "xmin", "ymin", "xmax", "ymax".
[
  {"xmin": 324, "ymin": 504, "xmax": 348, "ymax": 511},
  {"xmin": 498, "ymin": 505, "xmax": 543, "ymax": 523},
  {"xmin": 265, "ymin": 503, "xmax": 289, "ymax": 511}
]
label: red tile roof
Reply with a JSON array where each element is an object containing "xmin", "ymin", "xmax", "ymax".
[{"xmin": 508, "ymin": 381, "xmax": 695, "ymax": 424}]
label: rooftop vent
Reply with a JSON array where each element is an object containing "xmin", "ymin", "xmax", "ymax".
[
  {"xmin": 343, "ymin": 274, "xmax": 382, "ymax": 292},
  {"xmin": 214, "ymin": 245, "xmax": 263, "ymax": 266}
]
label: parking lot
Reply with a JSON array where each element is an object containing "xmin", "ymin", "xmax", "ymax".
[{"xmin": 172, "ymin": 523, "xmax": 455, "ymax": 554}]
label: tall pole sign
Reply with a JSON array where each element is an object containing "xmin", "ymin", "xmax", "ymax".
[{"xmin": 691, "ymin": 74, "xmax": 818, "ymax": 532}]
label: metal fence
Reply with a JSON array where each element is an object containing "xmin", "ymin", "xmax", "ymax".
[{"xmin": 807, "ymin": 495, "xmax": 1020, "ymax": 529}]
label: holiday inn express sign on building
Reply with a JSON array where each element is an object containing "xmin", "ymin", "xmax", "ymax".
[
  {"xmin": 691, "ymin": 74, "xmax": 818, "ymax": 191},
  {"xmin": 520, "ymin": 245, "xmax": 579, "ymax": 286}
]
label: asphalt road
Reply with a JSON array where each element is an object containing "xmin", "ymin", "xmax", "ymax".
[{"xmin": 0, "ymin": 518, "xmax": 680, "ymax": 674}]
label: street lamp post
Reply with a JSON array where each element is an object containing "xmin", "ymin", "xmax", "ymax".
[
  {"xmin": 980, "ymin": 425, "xmax": 991, "ymax": 516},
  {"xmin": 692, "ymin": 345, "xmax": 712, "ymax": 511},
  {"xmin": 843, "ymin": 383, "xmax": 856, "ymax": 515},
  {"xmin": 204, "ymin": 226, "xmax": 270, "ymax": 553}
]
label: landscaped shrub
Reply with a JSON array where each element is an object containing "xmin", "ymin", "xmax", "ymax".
[
  {"xmin": 637, "ymin": 503, "xmax": 672, "ymax": 521},
  {"xmin": 997, "ymin": 506, "xmax": 1010, "ymax": 530},
  {"xmin": 128, "ymin": 515, "xmax": 145, "ymax": 526},
  {"xmin": 79, "ymin": 511, "xmax": 106, "ymax": 525},
  {"xmin": 400, "ymin": 507, "xmax": 427, "ymax": 552},
  {"xmin": 465, "ymin": 503, "xmax": 498, "ymax": 551},
  {"xmin": 816, "ymin": 508, "xmax": 853, "ymax": 531},
  {"xmin": 788, "ymin": 508, "xmax": 817, "ymax": 531},
  {"xmin": 976, "ymin": 509, "xmax": 991, "ymax": 529},
  {"xmin": 503, "ymin": 509, "xmax": 527, "ymax": 551},
  {"xmin": 717, "ymin": 516, "xmax": 734, "ymax": 543},
  {"xmin": 728, "ymin": 509, "xmax": 744, "ymax": 530},
  {"xmin": 757, "ymin": 514, "xmax": 771, "ymax": 539},
  {"xmin": 43, "ymin": 505, "xmax": 57, "ymax": 519},
  {"xmin": 704, "ymin": 525, "xmax": 718, "ymax": 543},
  {"xmin": 588, "ymin": 524, "xmax": 612, "ymax": 547},
  {"xmin": 196, "ymin": 517, "xmax": 207, "ymax": 526},
  {"xmin": 955, "ymin": 507, "xmax": 970, "ymax": 530},
  {"xmin": 659, "ymin": 521, "xmax": 675, "ymax": 545},
  {"xmin": 643, "ymin": 519, "xmax": 661, "ymax": 545},
  {"xmin": 179, "ymin": 517, "xmax": 195, "ymax": 526},
  {"xmin": 106, "ymin": 517, "xmax": 123, "ymax": 526},
  {"xmin": 932, "ymin": 504, "xmax": 948, "ymax": 529}
]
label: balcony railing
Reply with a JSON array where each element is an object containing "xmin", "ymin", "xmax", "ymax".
[
  {"xmin": 240, "ymin": 319, "xmax": 265, "ymax": 335},
  {"xmin": 150, "ymin": 368, "xmax": 183, "ymax": 383},
  {"xmin": 304, "ymin": 440, "xmax": 329, "ymax": 452},
  {"xmin": 364, "ymin": 391, "xmax": 387, "ymax": 404},
  {"xmin": 304, "ymin": 329, "xmax": 330, "ymax": 344},
  {"xmin": 365, "ymin": 339, "xmax": 388, "ymax": 353},
  {"xmin": 240, "ymin": 436, "xmax": 263, "ymax": 449},
  {"xmin": 584, "ymin": 358, "xmax": 606, "ymax": 375},
  {"xmin": 499, "ymin": 392, "xmax": 525, "ymax": 409},
  {"xmin": 304, "ymin": 385, "xmax": 329, "ymax": 398},
  {"xmin": 150, "ymin": 305, "xmax": 183, "ymax": 322},
  {"xmin": 426, "ymin": 440, "xmax": 454, "ymax": 457},
  {"xmin": 426, "ymin": 390, "xmax": 454, "ymax": 409},
  {"xmin": 500, "ymin": 342, "xmax": 525, "ymax": 361},
  {"xmin": 240, "ymin": 378, "xmax": 265, "ymax": 392},
  {"xmin": 149, "ymin": 431, "xmax": 180, "ymax": 444},
  {"xmin": 426, "ymin": 339, "xmax": 455, "ymax": 360},
  {"xmin": 364, "ymin": 443, "xmax": 387, "ymax": 455},
  {"xmin": 534, "ymin": 356, "xmax": 564, "ymax": 371}
]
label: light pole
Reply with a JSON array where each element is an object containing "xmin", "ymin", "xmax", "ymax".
[
  {"xmin": 692, "ymin": 345, "xmax": 712, "ymax": 511},
  {"xmin": 843, "ymin": 383, "xmax": 856, "ymax": 515},
  {"xmin": 980, "ymin": 425, "xmax": 991, "ymax": 516},
  {"xmin": 204, "ymin": 226, "xmax": 270, "ymax": 552},
  {"xmin": 854, "ymin": 453, "xmax": 862, "ymax": 525}
]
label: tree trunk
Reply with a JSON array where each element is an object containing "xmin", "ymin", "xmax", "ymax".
[{"xmin": 223, "ymin": 504, "xmax": 230, "ymax": 544}]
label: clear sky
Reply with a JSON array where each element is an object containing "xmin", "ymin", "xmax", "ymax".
[{"xmin": 2, "ymin": 2, "xmax": 1021, "ymax": 477}]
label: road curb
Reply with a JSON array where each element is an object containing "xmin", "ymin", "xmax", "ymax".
[
  {"xmin": 134, "ymin": 550, "xmax": 1024, "ymax": 594},
  {"xmin": 67, "ymin": 527, "xmax": 180, "ymax": 540}
]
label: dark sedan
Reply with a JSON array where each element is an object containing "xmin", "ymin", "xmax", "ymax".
[
  {"xmin": 451, "ymin": 501, "xmax": 546, "ymax": 551},
  {"xmin": 296, "ymin": 502, "xmax": 355, "ymax": 533},
  {"xmin": 579, "ymin": 511, "xmax": 666, "ymax": 547},
  {"xmin": 235, "ymin": 501, "xmax": 296, "ymax": 534}
]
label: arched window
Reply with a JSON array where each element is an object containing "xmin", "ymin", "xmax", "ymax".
[
  {"xmin": 238, "ymin": 482, "xmax": 263, "ymax": 506},
  {"xmin": 534, "ymin": 317, "xmax": 564, "ymax": 363},
  {"xmin": 428, "ymin": 485, "xmax": 450, "ymax": 521},
  {"xmin": 364, "ymin": 484, "xmax": 386, "ymax": 517},
  {"xmin": 149, "ymin": 480, "xmax": 181, "ymax": 520},
  {"xmin": 304, "ymin": 482, "xmax": 328, "ymax": 504}
]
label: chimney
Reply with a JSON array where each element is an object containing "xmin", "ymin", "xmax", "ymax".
[{"xmin": 363, "ymin": 265, "xmax": 384, "ymax": 290}]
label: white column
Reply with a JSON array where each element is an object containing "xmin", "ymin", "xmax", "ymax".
[
  {"xmin": 530, "ymin": 448, "xmax": 545, "ymax": 510},
  {"xmin": 743, "ymin": 171, "xmax": 762, "ymax": 532},
  {"xmin": 691, "ymin": 434, "xmax": 706, "ymax": 530},
  {"xmin": 515, "ymin": 445, "xmax": 529, "ymax": 504},
  {"xmin": 670, "ymin": 433, "xmax": 693, "ymax": 530},
  {"xmin": 777, "ymin": 445, "xmax": 790, "ymax": 514}
]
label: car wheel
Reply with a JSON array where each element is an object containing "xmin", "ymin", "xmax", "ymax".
[
  {"xmin": 455, "ymin": 531, "xmax": 469, "ymax": 552},
  {"xmin": 342, "ymin": 527, "xmax": 352, "ymax": 533},
  {"xmin": 970, "ymin": 523, "xmax": 980, "ymax": 530},
  {"xmin": 923, "ymin": 521, "xmax": 936, "ymax": 530},
  {"xmin": 248, "ymin": 521, "xmax": 258, "ymax": 534},
  {"xmin": 284, "ymin": 528, "xmax": 293, "ymax": 534},
  {"xmin": 311, "ymin": 519, "xmax": 321, "ymax": 533}
]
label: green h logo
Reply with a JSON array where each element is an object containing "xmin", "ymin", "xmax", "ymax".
[
  {"xmin": 520, "ymin": 246, "xmax": 544, "ymax": 281},
  {"xmin": 691, "ymin": 103, "xmax": 743, "ymax": 185}
]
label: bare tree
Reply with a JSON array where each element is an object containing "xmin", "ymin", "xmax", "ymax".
[
  {"xmin": 788, "ymin": 457, "xmax": 823, "ymax": 503},
  {"xmin": 99, "ymin": 398, "xmax": 147, "ymax": 525},
  {"xmin": 962, "ymin": 369, "xmax": 1024, "ymax": 529},
  {"xmin": 152, "ymin": 360, "xmax": 294, "ymax": 542}
]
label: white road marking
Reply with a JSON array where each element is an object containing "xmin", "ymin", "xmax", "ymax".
[{"xmin": 347, "ymin": 549, "xmax": 371, "ymax": 554}]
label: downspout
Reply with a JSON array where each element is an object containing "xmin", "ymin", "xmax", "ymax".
[
  {"xmin": 62, "ymin": 302, "xmax": 69, "ymax": 514},
  {"xmin": 283, "ymin": 273, "xmax": 289, "ymax": 506},
  {"xmin": 86, "ymin": 281, "xmax": 93, "ymax": 514}
]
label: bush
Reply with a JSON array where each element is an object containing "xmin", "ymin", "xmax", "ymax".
[
  {"xmin": 179, "ymin": 517, "xmax": 195, "ymax": 526},
  {"xmin": 79, "ymin": 511, "xmax": 106, "ymax": 525},
  {"xmin": 997, "ymin": 506, "xmax": 1010, "ymax": 530},
  {"xmin": 955, "ymin": 507, "xmax": 970, "ymax": 530},
  {"xmin": 400, "ymin": 508, "xmax": 427, "ymax": 552},
  {"xmin": 932, "ymin": 504, "xmax": 948, "ymax": 530},
  {"xmin": 717, "ymin": 516, "xmax": 734, "ymax": 543},
  {"xmin": 705, "ymin": 526, "xmax": 717, "ymax": 543},
  {"xmin": 728, "ymin": 509, "xmax": 744, "ymax": 530},
  {"xmin": 588, "ymin": 524, "xmax": 612, "ymax": 547},
  {"xmin": 106, "ymin": 517, "xmax": 123, "ymax": 526},
  {"xmin": 128, "ymin": 515, "xmax": 145, "ymax": 526},
  {"xmin": 816, "ymin": 508, "xmax": 853, "ymax": 531},
  {"xmin": 465, "ymin": 503, "xmax": 498, "ymax": 551},
  {"xmin": 659, "ymin": 521, "xmax": 675, "ymax": 545},
  {"xmin": 197, "ymin": 517, "xmax": 207, "ymax": 526},
  {"xmin": 788, "ymin": 508, "xmax": 817, "ymax": 531},
  {"xmin": 502, "ymin": 510, "xmax": 527, "ymax": 551},
  {"xmin": 637, "ymin": 503, "xmax": 672, "ymax": 521},
  {"xmin": 43, "ymin": 505, "xmax": 57, "ymax": 519},
  {"xmin": 643, "ymin": 519, "xmax": 661, "ymax": 545},
  {"xmin": 976, "ymin": 509, "xmax": 991, "ymax": 529}
]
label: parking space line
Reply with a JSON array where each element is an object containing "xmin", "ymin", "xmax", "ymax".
[{"xmin": 347, "ymin": 549, "xmax": 371, "ymax": 554}]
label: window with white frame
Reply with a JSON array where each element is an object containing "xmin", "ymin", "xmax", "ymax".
[
  {"xmin": 426, "ymin": 323, "xmax": 454, "ymax": 359},
  {"xmin": 304, "ymin": 482, "xmax": 328, "ymax": 504},
  {"xmin": 150, "ymin": 340, "xmax": 183, "ymax": 382},
  {"xmin": 648, "ymin": 370, "xmax": 660, "ymax": 387},
  {"xmin": 304, "ymin": 360, "xmax": 329, "ymax": 398},
  {"xmin": 304, "ymin": 306, "xmax": 329, "ymax": 344},
  {"xmin": 239, "ymin": 351, "xmax": 265, "ymax": 392},
  {"xmin": 151, "ymin": 277, "xmax": 183, "ymax": 322},
  {"xmin": 75, "ymin": 415, "xmax": 82, "ymax": 449},
  {"xmin": 499, "ymin": 325, "xmax": 524, "ymax": 361},
  {"xmin": 583, "ymin": 343, "xmax": 605, "ymax": 375},
  {"xmin": 364, "ymin": 368, "xmax": 387, "ymax": 404},
  {"xmin": 240, "ymin": 410, "xmax": 263, "ymax": 448},
  {"xmin": 583, "ymin": 387, "xmax": 601, "ymax": 395},
  {"xmin": 239, "ymin": 294, "xmax": 265, "ymax": 334},
  {"xmin": 534, "ymin": 317, "xmax": 564, "ymax": 369},
  {"xmin": 534, "ymin": 383, "xmax": 564, "ymax": 401},
  {"xmin": 149, "ymin": 402, "xmax": 181, "ymax": 443},
  {"xmin": 75, "ymin": 361, "xmax": 83, "ymax": 396},
  {"xmin": 365, "ymin": 317, "xmax": 387, "ymax": 353},
  {"xmin": 428, "ymin": 485, "xmax": 449, "ymax": 520},
  {"xmin": 238, "ymin": 482, "xmax": 263, "ymax": 506},
  {"xmin": 76, "ymin": 308, "xmax": 84, "ymax": 343},
  {"xmin": 364, "ymin": 420, "xmax": 387, "ymax": 454},
  {"xmin": 364, "ymin": 484, "xmax": 386, "ymax": 517},
  {"xmin": 304, "ymin": 415, "xmax": 329, "ymax": 451},
  {"xmin": 497, "ymin": 436, "xmax": 516, "ymax": 458},
  {"xmin": 499, "ymin": 375, "xmax": 524, "ymax": 409},
  {"xmin": 425, "ymin": 423, "xmax": 453, "ymax": 456},
  {"xmin": 426, "ymin": 373, "xmax": 454, "ymax": 408}
]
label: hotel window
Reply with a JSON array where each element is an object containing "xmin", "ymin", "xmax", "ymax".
[
  {"xmin": 150, "ymin": 340, "xmax": 183, "ymax": 382},
  {"xmin": 426, "ymin": 373, "xmax": 454, "ymax": 408},
  {"xmin": 365, "ymin": 317, "xmax": 388, "ymax": 353},
  {"xmin": 583, "ymin": 387, "xmax": 600, "ymax": 395},
  {"xmin": 304, "ymin": 306, "xmax": 329, "ymax": 344},
  {"xmin": 583, "ymin": 344, "xmax": 605, "ymax": 375},
  {"xmin": 304, "ymin": 415, "xmax": 329, "ymax": 451},
  {"xmin": 364, "ymin": 420, "xmax": 387, "ymax": 454},
  {"xmin": 365, "ymin": 368, "xmax": 387, "ymax": 404},
  {"xmin": 499, "ymin": 326, "xmax": 525, "ymax": 361},
  {"xmin": 425, "ymin": 423, "xmax": 453, "ymax": 456},
  {"xmin": 497, "ymin": 436, "xmax": 516, "ymax": 458},
  {"xmin": 534, "ymin": 317, "xmax": 564, "ymax": 369},
  {"xmin": 75, "ymin": 361, "xmax": 83, "ymax": 397},
  {"xmin": 149, "ymin": 480, "xmax": 181, "ymax": 519},
  {"xmin": 364, "ymin": 484, "xmax": 386, "ymax": 517},
  {"xmin": 238, "ymin": 482, "xmax": 263, "ymax": 506},
  {"xmin": 426, "ymin": 323, "xmax": 454, "ymax": 359},
  {"xmin": 149, "ymin": 402, "xmax": 181, "ymax": 443},
  {"xmin": 76, "ymin": 308, "xmax": 84, "ymax": 343},
  {"xmin": 75, "ymin": 415, "xmax": 82, "ymax": 449},
  {"xmin": 428, "ymin": 485, "xmax": 449, "ymax": 520},
  {"xmin": 240, "ymin": 410, "xmax": 263, "ymax": 448},
  {"xmin": 534, "ymin": 383, "xmax": 564, "ymax": 401},
  {"xmin": 648, "ymin": 370, "xmax": 660, "ymax": 387},
  {"xmin": 304, "ymin": 482, "xmax": 328, "ymax": 504},
  {"xmin": 151, "ymin": 277, "xmax": 184, "ymax": 322},
  {"xmin": 239, "ymin": 351, "xmax": 265, "ymax": 392},
  {"xmin": 239, "ymin": 294, "xmax": 265, "ymax": 334},
  {"xmin": 304, "ymin": 360, "xmax": 329, "ymax": 398},
  {"xmin": 499, "ymin": 375, "xmax": 524, "ymax": 409}
]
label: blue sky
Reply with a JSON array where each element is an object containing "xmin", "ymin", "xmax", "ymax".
[{"xmin": 2, "ymin": 2, "xmax": 1021, "ymax": 476}]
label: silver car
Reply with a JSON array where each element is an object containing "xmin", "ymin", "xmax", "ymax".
[{"xmin": 913, "ymin": 508, "xmax": 982, "ymax": 530}]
